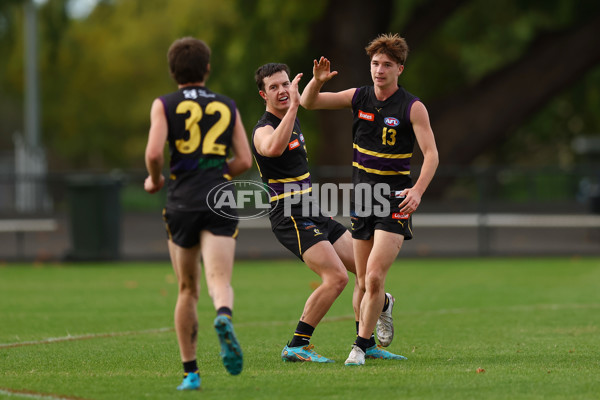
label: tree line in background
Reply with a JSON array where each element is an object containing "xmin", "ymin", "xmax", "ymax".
[{"xmin": 1, "ymin": 0, "xmax": 599, "ymax": 179}]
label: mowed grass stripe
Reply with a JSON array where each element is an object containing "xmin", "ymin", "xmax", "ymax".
[
  {"xmin": 0, "ymin": 257, "xmax": 598, "ymax": 400},
  {"xmin": 2, "ymin": 302, "xmax": 598, "ymax": 349}
]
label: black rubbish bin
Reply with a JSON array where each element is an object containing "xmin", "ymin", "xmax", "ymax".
[
  {"xmin": 67, "ymin": 175, "xmax": 122, "ymax": 261},
  {"xmin": 591, "ymin": 195, "xmax": 600, "ymax": 214}
]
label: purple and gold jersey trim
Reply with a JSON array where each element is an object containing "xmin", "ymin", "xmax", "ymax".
[
  {"xmin": 268, "ymin": 172, "xmax": 311, "ymax": 184},
  {"xmin": 352, "ymin": 143, "xmax": 411, "ymax": 176},
  {"xmin": 267, "ymin": 172, "xmax": 312, "ymax": 201}
]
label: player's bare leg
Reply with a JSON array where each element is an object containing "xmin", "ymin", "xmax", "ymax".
[
  {"xmin": 345, "ymin": 231, "xmax": 407, "ymax": 365},
  {"xmin": 357, "ymin": 230, "xmax": 402, "ymax": 341},
  {"xmin": 332, "ymin": 231, "xmax": 363, "ymax": 320},
  {"xmin": 201, "ymin": 231, "xmax": 235, "ymax": 310},
  {"xmin": 300, "ymin": 241, "xmax": 349, "ymax": 327},
  {"xmin": 168, "ymin": 240, "xmax": 201, "ymax": 364},
  {"xmin": 200, "ymin": 231, "xmax": 243, "ymax": 375},
  {"xmin": 281, "ymin": 241, "xmax": 348, "ymax": 363}
]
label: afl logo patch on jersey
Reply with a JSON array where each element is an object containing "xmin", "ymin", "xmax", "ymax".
[{"xmin": 384, "ymin": 117, "xmax": 400, "ymax": 127}]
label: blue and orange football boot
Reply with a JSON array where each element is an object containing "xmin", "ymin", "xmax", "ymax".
[
  {"xmin": 365, "ymin": 344, "xmax": 407, "ymax": 360},
  {"xmin": 281, "ymin": 343, "xmax": 335, "ymax": 363},
  {"xmin": 214, "ymin": 315, "xmax": 243, "ymax": 375},
  {"xmin": 177, "ymin": 372, "xmax": 200, "ymax": 391}
]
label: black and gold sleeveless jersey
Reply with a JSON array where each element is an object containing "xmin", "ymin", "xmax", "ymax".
[
  {"xmin": 159, "ymin": 85, "xmax": 236, "ymax": 211},
  {"xmin": 251, "ymin": 112, "xmax": 312, "ymax": 222},
  {"xmin": 351, "ymin": 85, "xmax": 419, "ymax": 190}
]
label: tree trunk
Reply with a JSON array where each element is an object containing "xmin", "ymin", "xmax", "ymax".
[
  {"xmin": 307, "ymin": 1, "xmax": 600, "ymax": 197},
  {"xmin": 427, "ymin": 13, "xmax": 600, "ymax": 169},
  {"xmin": 308, "ymin": 0, "xmax": 393, "ymax": 171}
]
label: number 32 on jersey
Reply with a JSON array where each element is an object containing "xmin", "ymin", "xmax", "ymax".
[{"xmin": 175, "ymin": 100, "xmax": 229, "ymax": 156}]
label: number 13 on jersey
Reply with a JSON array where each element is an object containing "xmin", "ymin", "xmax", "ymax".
[{"xmin": 382, "ymin": 127, "xmax": 396, "ymax": 146}]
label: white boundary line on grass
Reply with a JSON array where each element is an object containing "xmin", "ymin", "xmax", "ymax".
[
  {"xmin": 2, "ymin": 303, "xmax": 598, "ymax": 349},
  {"xmin": 0, "ymin": 316, "xmax": 353, "ymax": 349},
  {"xmin": 0, "ymin": 388, "xmax": 89, "ymax": 400},
  {"xmin": 0, "ymin": 327, "xmax": 173, "ymax": 349}
]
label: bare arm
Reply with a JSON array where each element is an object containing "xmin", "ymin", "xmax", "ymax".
[
  {"xmin": 144, "ymin": 98, "xmax": 167, "ymax": 194},
  {"xmin": 398, "ymin": 101, "xmax": 439, "ymax": 214},
  {"xmin": 300, "ymin": 56, "xmax": 355, "ymax": 110},
  {"xmin": 254, "ymin": 73, "xmax": 303, "ymax": 157},
  {"xmin": 226, "ymin": 109, "xmax": 252, "ymax": 177}
]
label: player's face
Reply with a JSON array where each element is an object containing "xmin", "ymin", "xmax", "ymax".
[
  {"xmin": 260, "ymin": 70, "xmax": 292, "ymax": 113},
  {"xmin": 370, "ymin": 53, "xmax": 403, "ymax": 89}
]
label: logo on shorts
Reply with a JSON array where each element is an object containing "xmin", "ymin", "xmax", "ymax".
[
  {"xmin": 300, "ymin": 222, "xmax": 322, "ymax": 236},
  {"xmin": 207, "ymin": 180, "xmax": 277, "ymax": 220},
  {"xmin": 392, "ymin": 212, "xmax": 410, "ymax": 220},
  {"xmin": 392, "ymin": 212, "xmax": 410, "ymax": 228}
]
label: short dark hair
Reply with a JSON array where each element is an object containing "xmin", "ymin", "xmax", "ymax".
[
  {"xmin": 167, "ymin": 37, "xmax": 211, "ymax": 84},
  {"xmin": 254, "ymin": 63, "xmax": 291, "ymax": 91}
]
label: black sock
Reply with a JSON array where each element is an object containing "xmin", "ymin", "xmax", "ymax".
[
  {"xmin": 183, "ymin": 360, "xmax": 198, "ymax": 374},
  {"xmin": 289, "ymin": 321, "xmax": 314, "ymax": 347},
  {"xmin": 355, "ymin": 336, "xmax": 371, "ymax": 353},
  {"xmin": 355, "ymin": 321, "xmax": 376, "ymax": 347},
  {"xmin": 217, "ymin": 306, "xmax": 233, "ymax": 319},
  {"xmin": 382, "ymin": 293, "xmax": 390, "ymax": 312}
]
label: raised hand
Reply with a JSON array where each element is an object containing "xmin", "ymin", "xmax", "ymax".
[
  {"xmin": 313, "ymin": 56, "xmax": 338, "ymax": 83},
  {"xmin": 289, "ymin": 72, "xmax": 303, "ymax": 106}
]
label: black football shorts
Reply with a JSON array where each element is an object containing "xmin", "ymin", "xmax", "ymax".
[
  {"xmin": 163, "ymin": 208, "xmax": 238, "ymax": 248},
  {"xmin": 272, "ymin": 215, "xmax": 347, "ymax": 261},
  {"xmin": 350, "ymin": 194, "xmax": 413, "ymax": 240}
]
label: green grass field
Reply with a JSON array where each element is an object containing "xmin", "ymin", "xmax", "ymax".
[{"xmin": 1, "ymin": 257, "xmax": 599, "ymax": 400}]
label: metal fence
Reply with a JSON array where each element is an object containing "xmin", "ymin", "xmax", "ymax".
[{"xmin": 0, "ymin": 165, "xmax": 599, "ymax": 262}]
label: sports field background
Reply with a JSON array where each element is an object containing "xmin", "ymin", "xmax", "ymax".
[
  {"xmin": 1, "ymin": 257, "xmax": 599, "ymax": 399},
  {"xmin": 2, "ymin": 210, "xmax": 599, "ymax": 262}
]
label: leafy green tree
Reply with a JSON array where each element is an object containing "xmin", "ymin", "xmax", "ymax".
[
  {"xmin": 1, "ymin": 0, "xmax": 599, "ymax": 183},
  {"xmin": 306, "ymin": 0, "xmax": 600, "ymax": 173}
]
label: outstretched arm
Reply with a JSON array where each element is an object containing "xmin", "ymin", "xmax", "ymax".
[{"xmin": 300, "ymin": 56, "xmax": 354, "ymax": 110}]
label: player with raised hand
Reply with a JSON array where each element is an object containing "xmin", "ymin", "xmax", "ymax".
[
  {"xmin": 252, "ymin": 62, "xmax": 403, "ymax": 364},
  {"xmin": 252, "ymin": 63, "xmax": 353, "ymax": 363},
  {"xmin": 301, "ymin": 34, "xmax": 439, "ymax": 366}
]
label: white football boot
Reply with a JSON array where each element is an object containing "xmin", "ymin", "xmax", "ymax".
[
  {"xmin": 344, "ymin": 345, "xmax": 366, "ymax": 366},
  {"xmin": 376, "ymin": 293, "xmax": 395, "ymax": 347}
]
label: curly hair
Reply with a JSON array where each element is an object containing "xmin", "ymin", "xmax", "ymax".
[{"xmin": 365, "ymin": 33, "xmax": 409, "ymax": 65}]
